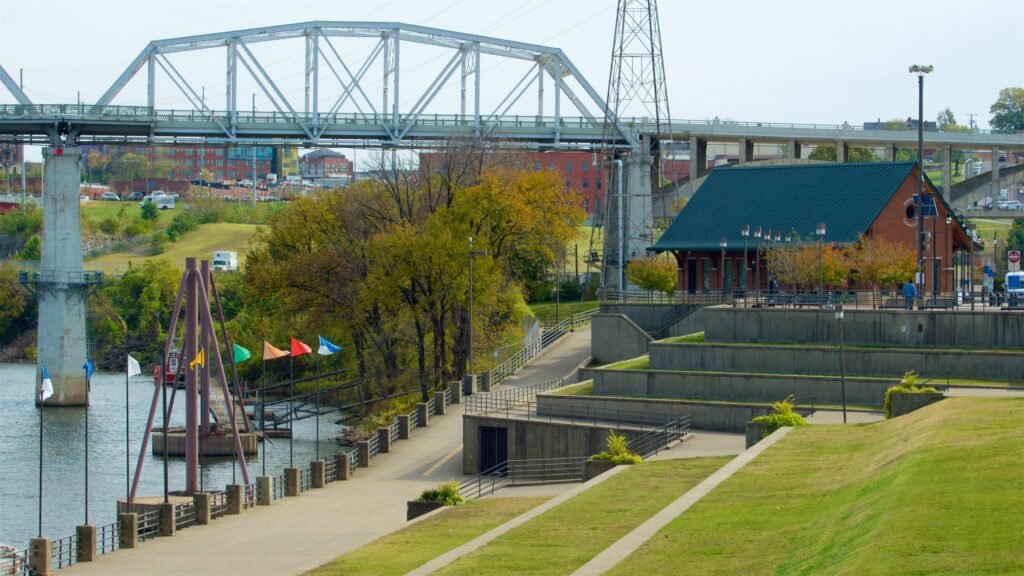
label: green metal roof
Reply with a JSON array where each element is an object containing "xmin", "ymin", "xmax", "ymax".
[{"xmin": 652, "ymin": 161, "xmax": 918, "ymax": 252}]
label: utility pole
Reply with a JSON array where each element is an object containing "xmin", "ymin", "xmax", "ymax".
[{"xmin": 966, "ymin": 113, "xmax": 977, "ymax": 130}]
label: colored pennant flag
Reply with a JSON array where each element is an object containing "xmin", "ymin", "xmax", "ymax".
[
  {"xmin": 291, "ymin": 338, "xmax": 312, "ymax": 358},
  {"xmin": 233, "ymin": 343, "xmax": 252, "ymax": 363},
  {"xmin": 263, "ymin": 341, "xmax": 290, "ymax": 361},
  {"xmin": 188, "ymin": 349, "xmax": 205, "ymax": 370},
  {"xmin": 40, "ymin": 363, "xmax": 54, "ymax": 402},
  {"xmin": 318, "ymin": 336, "xmax": 342, "ymax": 356},
  {"xmin": 83, "ymin": 359, "xmax": 94, "ymax": 381},
  {"xmin": 126, "ymin": 355, "xmax": 142, "ymax": 377}
]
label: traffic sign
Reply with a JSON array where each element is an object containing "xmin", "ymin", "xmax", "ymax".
[{"xmin": 1009, "ymin": 250, "xmax": 1021, "ymax": 272}]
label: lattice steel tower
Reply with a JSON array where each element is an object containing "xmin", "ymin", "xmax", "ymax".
[{"xmin": 600, "ymin": 0, "xmax": 672, "ymax": 291}]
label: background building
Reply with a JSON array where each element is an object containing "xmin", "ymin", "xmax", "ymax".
[{"xmin": 299, "ymin": 149, "xmax": 354, "ymax": 187}]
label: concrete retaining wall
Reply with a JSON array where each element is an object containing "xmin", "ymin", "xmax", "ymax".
[
  {"xmin": 649, "ymin": 341, "xmax": 1024, "ymax": 381},
  {"xmin": 534, "ymin": 393, "xmax": 788, "ymax": 433},
  {"xmin": 600, "ymin": 304, "xmax": 679, "ymax": 333},
  {"xmin": 592, "ymin": 314, "xmax": 652, "ymax": 364},
  {"xmin": 890, "ymin": 391, "xmax": 945, "ymax": 417},
  {"xmin": 705, "ymin": 307, "xmax": 1024, "ymax": 349},
  {"xmin": 580, "ymin": 368, "xmax": 891, "ymax": 407},
  {"xmin": 667, "ymin": 306, "xmax": 708, "ymax": 338}
]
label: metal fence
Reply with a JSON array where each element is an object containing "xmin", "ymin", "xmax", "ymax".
[
  {"xmin": 426, "ymin": 397, "xmax": 437, "ymax": 416},
  {"xmin": 0, "ymin": 547, "xmax": 29, "ymax": 576},
  {"xmin": 174, "ymin": 502, "xmax": 197, "ymax": 530},
  {"xmin": 367, "ymin": 433, "xmax": 380, "ymax": 458},
  {"xmin": 458, "ymin": 457, "xmax": 587, "ymax": 499},
  {"xmin": 272, "ymin": 475, "xmax": 286, "ymax": 500},
  {"xmin": 388, "ymin": 418, "xmax": 400, "ymax": 443},
  {"xmin": 409, "ymin": 408, "xmax": 421, "ymax": 428},
  {"xmin": 50, "ymin": 534, "xmax": 77, "ymax": 569},
  {"xmin": 245, "ymin": 483, "xmax": 257, "ymax": 509},
  {"xmin": 300, "ymin": 468, "xmax": 312, "ymax": 492},
  {"xmin": 137, "ymin": 510, "xmax": 160, "ymax": 542},
  {"xmin": 96, "ymin": 521, "xmax": 119, "ymax": 556},
  {"xmin": 346, "ymin": 448, "xmax": 359, "ymax": 472},
  {"xmin": 443, "ymin": 387, "xmax": 452, "ymax": 407},
  {"xmin": 324, "ymin": 458, "xmax": 337, "ymax": 483},
  {"xmin": 464, "ymin": 378, "xmax": 566, "ymax": 414},
  {"xmin": 472, "ymin": 399, "xmax": 683, "ymax": 431},
  {"xmin": 630, "ymin": 416, "xmax": 692, "ymax": 458},
  {"xmin": 487, "ymin": 309, "xmax": 593, "ymax": 386},
  {"xmin": 210, "ymin": 491, "xmax": 229, "ymax": 519}
]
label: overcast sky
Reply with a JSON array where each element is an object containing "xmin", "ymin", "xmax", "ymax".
[{"xmin": 2, "ymin": 0, "xmax": 1021, "ymax": 163}]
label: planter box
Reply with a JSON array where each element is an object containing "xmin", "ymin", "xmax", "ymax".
[
  {"xmin": 889, "ymin": 391, "xmax": 945, "ymax": 417},
  {"xmin": 583, "ymin": 459, "xmax": 617, "ymax": 481},
  {"xmin": 407, "ymin": 500, "xmax": 445, "ymax": 521}
]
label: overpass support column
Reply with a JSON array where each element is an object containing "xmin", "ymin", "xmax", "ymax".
[
  {"xmin": 689, "ymin": 136, "xmax": 708, "ymax": 179},
  {"xmin": 738, "ymin": 138, "xmax": 754, "ymax": 163},
  {"xmin": 35, "ymin": 146, "xmax": 88, "ymax": 406},
  {"xmin": 992, "ymin": 147, "xmax": 1000, "ymax": 184},
  {"xmin": 941, "ymin": 145, "xmax": 952, "ymax": 199},
  {"xmin": 786, "ymin": 140, "xmax": 801, "ymax": 159},
  {"xmin": 836, "ymin": 141, "xmax": 848, "ymax": 163},
  {"xmin": 884, "ymin": 143, "xmax": 895, "ymax": 162},
  {"xmin": 624, "ymin": 151, "xmax": 654, "ymax": 263}
]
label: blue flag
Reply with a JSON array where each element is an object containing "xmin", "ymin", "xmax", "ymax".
[
  {"xmin": 40, "ymin": 363, "xmax": 53, "ymax": 401},
  {"xmin": 318, "ymin": 336, "xmax": 342, "ymax": 356},
  {"xmin": 83, "ymin": 359, "xmax": 94, "ymax": 381}
]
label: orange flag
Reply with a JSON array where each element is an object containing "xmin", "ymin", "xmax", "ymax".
[
  {"xmin": 263, "ymin": 341, "xmax": 290, "ymax": 361},
  {"xmin": 291, "ymin": 338, "xmax": 312, "ymax": 357}
]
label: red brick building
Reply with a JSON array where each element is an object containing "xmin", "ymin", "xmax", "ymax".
[
  {"xmin": 651, "ymin": 162, "xmax": 974, "ymax": 295},
  {"xmin": 299, "ymin": 149, "xmax": 354, "ymax": 181}
]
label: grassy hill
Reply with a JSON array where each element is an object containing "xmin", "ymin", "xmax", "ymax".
[
  {"xmin": 609, "ymin": 397, "xmax": 1024, "ymax": 575},
  {"xmin": 87, "ymin": 222, "xmax": 261, "ymax": 274}
]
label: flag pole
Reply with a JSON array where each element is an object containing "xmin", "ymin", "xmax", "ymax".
[
  {"xmin": 84, "ymin": 367, "xmax": 90, "ymax": 525},
  {"xmin": 261, "ymin": 358, "xmax": 266, "ymax": 477},
  {"xmin": 315, "ymin": 352, "xmax": 320, "ymax": 461},
  {"xmin": 160, "ymin": 354, "xmax": 168, "ymax": 503},
  {"xmin": 125, "ymin": 356, "xmax": 131, "ymax": 512},
  {"xmin": 289, "ymin": 353, "xmax": 294, "ymax": 468},
  {"xmin": 38, "ymin": 364, "xmax": 44, "ymax": 538}
]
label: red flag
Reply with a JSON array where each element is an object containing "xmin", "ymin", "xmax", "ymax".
[{"xmin": 290, "ymin": 338, "xmax": 312, "ymax": 357}]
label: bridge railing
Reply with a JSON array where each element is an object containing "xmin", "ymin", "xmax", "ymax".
[
  {"xmin": 137, "ymin": 510, "xmax": 160, "ymax": 542},
  {"xmin": 96, "ymin": 520, "xmax": 120, "ymax": 556},
  {"xmin": 0, "ymin": 547, "xmax": 29, "ymax": 576},
  {"xmin": 50, "ymin": 534, "xmax": 77, "ymax": 569}
]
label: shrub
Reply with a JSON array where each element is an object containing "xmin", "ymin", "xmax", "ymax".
[
  {"xmin": 417, "ymin": 480, "xmax": 465, "ymax": 506},
  {"xmin": 751, "ymin": 395, "xmax": 807, "ymax": 437},
  {"xmin": 883, "ymin": 370, "xmax": 939, "ymax": 418},
  {"xmin": 123, "ymin": 220, "xmax": 148, "ymax": 238},
  {"xmin": 590, "ymin": 431, "xmax": 643, "ymax": 465},
  {"xmin": 140, "ymin": 201, "xmax": 159, "ymax": 221},
  {"xmin": 98, "ymin": 217, "xmax": 121, "ymax": 235},
  {"xmin": 149, "ymin": 231, "xmax": 167, "ymax": 255}
]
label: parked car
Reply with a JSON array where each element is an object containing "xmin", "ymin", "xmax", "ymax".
[
  {"xmin": 1004, "ymin": 200, "xmax": 1022, "ymax": 210},
  {"xmin": 126, "ymin": 191, "xmax": 145, "ymax": 201},
  {"xmin": 101, "ymin": 191, "xmax": 121, "ymax": 201}
]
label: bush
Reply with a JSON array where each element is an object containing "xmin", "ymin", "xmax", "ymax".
[
  {"xmin": 751, "ymin": 395, "xmax": 807, "ymax": 437},
  {"xmin": 883, "ymin": 370, "xmax": 939, "ymax": 418},
  {"xmin": 123, "ymin": 220, "xmax": 148, "ymax": 238},
  {"xmin": 149, "ymin": 231, "xmax": 167, "ymax": 255},
  {"xmin": 417, "ymin": 480, "xmax": 465, "ymax": 506},
  {"xmin": 165, "ymin": 212, "xmax": 199, "ymax": 242},
  {"xmin": 98, "ymin": 217, "xmax": 121, "ymax": 235},
  {"xmin": 590, "ymin": 431, "xmax": 643, "ymax": 465},
  {"xmin": 140, "ymin": 201, "xmax": 160, "ymax": 221}
]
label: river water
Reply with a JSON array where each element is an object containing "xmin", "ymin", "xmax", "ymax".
[{"xmin": 0, "ymin": 362, "xmax": 342, "ymax": 548}]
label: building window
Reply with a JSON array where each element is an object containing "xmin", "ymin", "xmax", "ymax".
[
  {"xmin": 597, "ymin": 181, "xmax": 602, "ymax": 190},
  {"xmin": 185, "ymin": 148, "xmax": 193, "ymax": 156},
  {"xmin": 534, "ymin": 161, "xmax": 541, "ymax": 171},
  {"xmin": 216, "ymin": 160, "xmax": 224, "ymax": 167},
  {"xmin": 582, "ymin": 180, "xmax": 588, "ymax": 189},
  {"xmin": 549, "ymin": 161, "xmax": 555, "ymax": 170},
  {"xmin": 566, "ymin": 161, "xmax": 572, "ymax": 173},
  {"xmin": 583, "ymin": 162, "xmax": 589, "ymax": 173}
]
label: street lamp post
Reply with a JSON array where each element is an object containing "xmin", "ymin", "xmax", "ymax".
[
  {"xmin": 754, "ymin": 226, "xmax": 762, "ymax": 302},
  {"xmin": 741, "ymin": 225, "xmax": 750, "ymax": 305},
  {"xmin": 817, "ymin": 222, "xmax": 827, "ymax": 307},
  {"xmin": 836, "ymin": 307, "xmax": 847, "ymax": 423},
  {"xmin": 992, "ymin": 234, "xmax": 998, "ymax": 307},
  {"xmin": 468, "ymin": 236, "xmax": 486, "ymax": 375},
  {"xmin": 909, "ymin": 64, "xmax": 934, "ymax": 296},
  {"xmin": 946, "ymin": 215, "xmax": 953, "ymax": 297},
  {"xmin": 719, "ymin": 237, "xmax": 728, "ymax": 299}
]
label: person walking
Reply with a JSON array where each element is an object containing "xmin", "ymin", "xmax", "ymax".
[{"xmin": 903, "ymin": 279, "xmax": 917, "ymax": 310}]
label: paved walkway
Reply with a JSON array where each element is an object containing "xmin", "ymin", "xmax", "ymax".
[{"xmin": 61, "ymin": 329, "xmax": 592, "ymax": 576}]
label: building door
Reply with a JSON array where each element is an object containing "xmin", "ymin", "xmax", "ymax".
[
  {"xmin": 724, "ymin": 259, "xmax": 733, "ymax": 293},
  {"xmin": 687, "ymin": 258, "xmax": 697, "ymax": 294},
  {"xmin": 703, "ymin": 259, "xmax": 711, "ymax": 292},
  {"xmin": 479, "ymin": 426, "xmax": 508, "ymax": 474}
]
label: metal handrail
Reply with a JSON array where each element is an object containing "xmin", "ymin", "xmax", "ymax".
[
  {"xmin": 464, "ymin": 378, "xmax": 566, "ymax": 414},
  {"xmin": 367, "ymin": 434, "xmax": 380, "ymax": 457},
  {"xmin": 50, "ymin": 533, "xmax": 77, "ymax": 569},
  {"xmin": 457, "ymin": 457, "xmax": 587, "ymax": 500},
  {"xmin": 471, "ymin": 398, "xmax": 683, "ymax": 430},
  {"xmin": 138, "ymin": 510, "xmax": 160, "ymax": 542},
  {"xmin": 245, "ymin": 483, "xmax": 257, "ymax": 509},
  {"xmin": 443, "ymin": 387, "xmax": 452, "ymax": 407},
  {"xmin": 486, "ymin": 308, "xmax": 593, "ymax": 386},
  {"xmin": 0, "ymin": 547, "xmax": 29, "ymax": 576},
  {"xmin": 210, "ymin": 491, "xmax": 229, "ymax": 519},
  {"xmin": 174, "ymin": 502, "xmax": 197, "ymax": 530},
  {"xmin": 409, "ymin": 408, "xmax": 420, "ymax": 428},
  {"xmin": 917, "ymin": 370, "xmax": 952, "ymax": 389},
  {"xmin": 347, "ymin": 448, "xmax": 359, "ymax": 472},
  {"xmin": 324, "ymin": 458, "xmax": 337, "ymax": 483},
  {"xmin": 426, "ymin": 397, "xmax": 437, "ymax": 416},
  {"xmin": 272, "ymin": 475, "xmax": 286, "ymax": 500},
  {"xmin": 300, "ymin": 468, "xmax": 312, "ymax": 492},
  {"xmin": 96, "ymin": 521, "xmax": 120, "ymax": 555}
]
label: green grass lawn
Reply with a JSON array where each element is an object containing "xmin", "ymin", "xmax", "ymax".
[
  {"xmin": 528, "ymin": 300, "xmax": 599, "ymax": 324},
  {"xmin": 548, "ymin": 380, "xmax": 593, "ymax": 396},
  {"xmin": 609, "ymin": 397, "xmax": 1024, "ymax": 575},
  {"xmin": 435, "ymin": 457, "xmax": 730, "ymax": 576},
  {"xmin": 602, "ymin": 355, "xmax": 650, "ymax": 370},
  {"xmin": 87, "ymin": 222, "xmax": 260, "ymax": 274},
  {"xmin": 80, "ymin": 201, "xmax": 132, "ymax": 221},
  {"xmin": 660, "ymin": 332, "xmax": 705, "ymax": 343},
  {"xmin": 304, "ymin": 497, "xmax": 550, "ymax": 576},
  {"xmin": 969, "ymin": 217, "xmax": 1012, "ymax": 246}
]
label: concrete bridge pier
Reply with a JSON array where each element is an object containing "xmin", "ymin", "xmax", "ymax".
[
  {"xmin": 836, "ymin": 140, "xmax": 848, "ymax": 163},
  {"xmin": 689, "ymin": 136, "xmax": 708, "ymax": 179},
  {"xmin": 602, "ymin": 150, "xmax": 654, "ymax": 291},
  {"xmin": 738, "ymin": 138, "xmax": 754, "ymax": 163},
  {"xmin": 786, "ymin": 140, "xmax": 801, "ymax": 159},
  {"xmin": 884, "ymin": 143, "xmax": 895, "ymax": 162},
  {"xmin": 992, "ymin": 147, "xmax": 1000, "ymax": 184},
  {"xmin": 35, "ymin": 146, "xmax": 89, "ymax": 406},
  {"xmin": 942, "ymin": 144, "xmax": 952, "ymax": 199}
]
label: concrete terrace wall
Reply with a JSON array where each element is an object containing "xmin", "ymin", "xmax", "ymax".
[
  {"xmin": 535, "ymin": 393, "xmax": 786, "ymax": 433},
  {"xmin": 705, "ymin": 307, "xmax": 1024, "ymax": 349},
  {"xmin": 649, "ymin": 341, "xmax": 1024, "ymax": 381},
  {"xmin": 579, "ymin": 368, "xmax": 891, "ymax": 407},
  {"xmin": 600, "ymin": 304, "xmax": 678, "ymax": 333},
  {"xmin": 592, "ymin": 314, "xmax": 652, "ymax": 364}
]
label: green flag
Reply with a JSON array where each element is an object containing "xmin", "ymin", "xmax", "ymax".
[{"xmin": 233, "ymin": 343, "xmax": 251, "ymax": 363}]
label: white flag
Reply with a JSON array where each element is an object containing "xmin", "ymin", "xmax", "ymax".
[
  {"xmin": 40, "ymin": 364, "xmax": 54, "ymax": 401},
  {"xmin": 127, "ymin": 355, "xmax": 142, "ymax": 377}
]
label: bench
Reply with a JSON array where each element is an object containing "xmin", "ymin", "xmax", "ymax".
[
  {"xmin": 919, "ymin": 298, "xmax": 956, "ymax": 310},
  {"xmin": 880, "ymin": 298, "xmax": 905, "ymax": 309}
]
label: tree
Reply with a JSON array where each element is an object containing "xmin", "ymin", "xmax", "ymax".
[
  {"xmin": 140, "ymin": 200, "xmax": 159, "ymax": 221},
  {"xmin": 115, "ymin": 152, "xmax": 149, "ymax": 181},
  {"xmin": 626, "ymin": 255, "xmax": 677, "ymax": 294},
  {"xmin": 989, "ymin": 88, "xmax": 1024, "ymax": 132},
  {"xmin": 849, "ymin": 234, "xmax": 918, "ymax": 296},
  {"xmin": 765, "ymin": 241, "xmax": 849, "ymax": 290},
  {"xmin": 808, "ymin": 145, "xmax": 878, "ymax": 163},
  {"xmin": 1007, "ymin": 219, "xmax": 1024, "ymax": 252},
  {"xmin": 0, "ymin": 261, "xmax": 36, "ymax": 347}
]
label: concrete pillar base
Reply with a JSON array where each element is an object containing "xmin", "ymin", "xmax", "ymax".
[
  {"xmin": 357, "ymin": 441, "xmax": 370, "ymax": 468},
  {"xmin": 416, "ymin": 403, "xmax": 429, "ymax": 428},
  {"xmin": 285, "ymin": 467, "xmax": 300, "ymax": 497},
  {"xmin": 257, "ymin": 475, "xmax": 272, "ymax": 506},
  {"xmin": 158, "ymin": 503, "xmax": 176, "ymax": 537},
  {"xmin": 480, "ymin": 371, "xmax": 492, "ymax": 392},
  {"xmin": 398, "ymin": 414, "xmax": 411, "ymax": 439},
  {"xmin": 311, "ymin": 460, "xmax": 325, "ymax": 488},
  {"xmin": 377, "ymin": 427, "xmax": 391, "ymax": 453},
  {"xmin": 463, "ymin": 374, "xmax": 477, "ymax": 396},
  {"xmin": 434, "ymin": 391, "xmax": 447, "ymax": 416},
  {"xmin": 336, "ymin": 451, "xmax": 351, "ymax": 480},
  {"xmin": 118, "ymin": 513, "xmax": 138, "ymax": 549},
  {"xmin": 227, "ymin": 484, "xmax": 243, "ymax": 515},
  {"xmin": 30, "ymin": 537, "xmax": 52, "ymax": 576},
  {"xmin": 194, "ymin": 493, "xmax": 211, "ymax": 525},
  {"xmin": 76, "ymin": 525, "xmax": 96, "ymax": 563},
  {"xmin": 786, "ymin": 140, "xmax": 802, "ymax": 159},
  {"xmin": 738, "ymin": 138, "xmax": 754, "ymax": 163},
  {"xmin": 448, "ymin": 380, "xmax": 462, "ymax": 404}
]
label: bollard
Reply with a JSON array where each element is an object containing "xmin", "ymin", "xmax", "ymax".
[
  {"xmin": 76, "ymin": 525, "xmax": 96, "ymax": 563},
  {"xmin": 463, "ymin": 373, "xmax": 477, "ymax": 396},
  {"xmin": 159, "ymin": 503, "xmax": 176, "ymax": 537},
  {"xmin": 449, "ymin": 380, "xmax": 462, "ymax": 404},
  {"xmin": 227, "ymin": 484, "xmax": 243, "ymax": 515},
  {"xmin": 257, "ymin": 475, "xmax": 273, "ymax": 506},
  {"xmin": 118, "ymin": 513, "xmax": 138, "ymax": 549},
  {"xmin": 434, "ymin": 391, "xmax": 447, "ymax": 416},
  {"xmin": 336, "ymin": 451, "xmax": 351, "ymax": 480},
  {"xmin": 377, "ymin": 427, "xmax": 391, "ymax": 453},
  {"xmin": 480, "ymin": 371, "xmax": 492, "ymax": 392},
  {"xmin": 194, "ymin": 493, "xmax": 211, "ymax": 525},
  {"xmin": 285, "ymin": 467, "xmax": 300, "ymax": 497},
  {"xmin": 417, "ymin": 403, "xmax": 430, "ymax": 427},
  {"xmin": 311, "ymin": 460, "xmax": 325, "ymax": 488},
  {"xmin": 357, "ymin": 441, "xmax": 370, "ymax": 468},
  {"xmin": 29, "ymin": 537, "xmax": 51, "ymax": 576},
  {"xmin": 398, "ymin": 414, "xmax": 411, "ymax": 439}
]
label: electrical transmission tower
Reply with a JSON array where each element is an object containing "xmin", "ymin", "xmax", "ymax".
[{"xmin": 599, "ymin": 0, "xmax": 672, "ymax": 291}]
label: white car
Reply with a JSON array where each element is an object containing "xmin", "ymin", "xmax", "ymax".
[{"xmin": 1004, "ymin": 200, "xmax": 1022, "ymax": 210}]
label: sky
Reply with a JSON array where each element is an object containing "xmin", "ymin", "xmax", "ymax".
[{"xmin": 1, "ymin": 0, "xmax": 1021, "ymax": 163}]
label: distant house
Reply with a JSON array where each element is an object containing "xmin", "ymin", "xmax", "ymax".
[{"xmin": 650, "ymin": 161, "xmax": 973, "ymax": 294}]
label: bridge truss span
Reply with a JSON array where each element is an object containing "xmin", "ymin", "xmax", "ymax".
[{"xmin": 0, "ymin": 21, "xmax": 636, "ymax": 149}]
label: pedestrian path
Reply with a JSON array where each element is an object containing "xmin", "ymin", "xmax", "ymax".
[{"xmin": 60, "ymin": 329, "xmax": 592, "ymax": 576}]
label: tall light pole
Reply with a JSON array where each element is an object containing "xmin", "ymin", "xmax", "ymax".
[
  {"xmin": 719, "ymin": 237, "xmax": 728, "ymax": 297},
  {"xmin": 754, "ymin": 226, "xmax": 763, "ymax": 300},
  {"xmin": 946, "ymin": 215, "xmax": 953, "ymax": 297},
  {"xmin": 817, "ymin": 222, "xmax": 826, "ymax": 306},
  {"xmin": 836, "ymin": 307, "xmax": 847, "ymax": 423},
  {"xmin": 468, "ymin": 236, "xmax": 486, "ymax": 375},
  {"xmin": 910, "ymin": 64, "xmax": 933, "ymax": 295},
  {"xmin": 741, "ymin": 225, "xmax": 750, "ymax": 299},
  {"xmin": 992, "ymin": 233, "xmax": 998, "ymax": 306}
]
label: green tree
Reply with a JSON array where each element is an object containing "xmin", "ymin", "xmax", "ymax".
[
  {"xmin": 989, "ymin": 87, "xmax": 1024, "ymax": 132},
  {"xmin": 1007, "ymin": 219, "xmax": 1024, "ymax": 252},
  {"xmin": 0, "ymin": 261, "xmax": 36, "ymax": 346},
  {"xmin": 17, "ymin": 235, "xmax": 40, "ymax": 260},
  {"xmin": 115, "ymin": 152, "xmax": 149, "ymax": 181},
  {"xmin": 850, "ymin": 234, "xmax": 918, "ymax": 295},
  {"xmin": 140, "ymin": 200, "xmax": 160, "ymax": 221},
  {"xmin": 626, "ymin": 255, "xmax": 678, "ymax": 294},
  {"xmin": 808, "ymin": 145, "xmax": 878, "ymax": 163}
]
